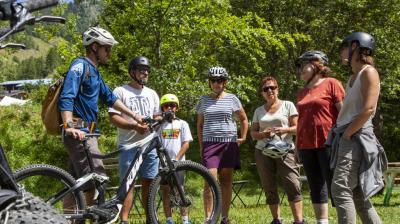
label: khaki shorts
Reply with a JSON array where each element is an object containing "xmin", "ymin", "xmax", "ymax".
[
  {"xmin": 63, "ymin": 135, "xmax": 106, "ymax": 191},
  {"xmin": 255, "ymin": 149, "xmax": 302, "ymax": 204}
]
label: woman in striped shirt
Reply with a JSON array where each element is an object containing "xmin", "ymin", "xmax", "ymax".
[{"xmin": 196, "ymin": 67, "xmax": 248, "ymax": 224}]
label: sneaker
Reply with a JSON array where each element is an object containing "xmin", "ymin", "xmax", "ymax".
[
  {"xmin": 293, "ymin": 221, "xmax": 305, "ymax": 224},
  {"xmin": 166, "ymin": 219, "xmax": 175, "ymax": 224},
  {"xmin": 183, "ymin": 221, "xmax": 192, "ymax": 224},
  {"xmin": 271, "ymin": 219, "xmax": 282, "ymax": 224},
  {"xmin": 220, "ymin": 217, "xmax": 230, "ymax": 224}
]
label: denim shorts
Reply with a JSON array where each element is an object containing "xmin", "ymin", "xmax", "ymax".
[{"xmin": 119, "ymin": 146, "xmax": 159, "ymax": 180}]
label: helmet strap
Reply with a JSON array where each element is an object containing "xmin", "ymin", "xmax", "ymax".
[
  {"xmin": 130, "ymin": 72, "xmax": 145, "ymax": 87},
  {"xmin": 209, "ymin": 83, "xmax": 226, "ymax": 99},
  {"xmin": 348, "ymin": 46, "xmax": 353, "ymax": 67},
  {"xmin": 305, "ymin": 63, "xmax": 318, "ymax": 85},
  {"xmin": 89, "ymin": 43, "xmax": 101, "ymax": 66}
]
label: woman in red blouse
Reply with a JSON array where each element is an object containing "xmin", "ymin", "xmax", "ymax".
[{"xmin": 295, "ymin": 51, "xmax": 345, "ymax": 224}]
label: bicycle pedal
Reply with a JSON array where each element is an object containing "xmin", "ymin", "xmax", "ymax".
[
  {"xmin": 105, "ymin": 204, "xmax": 122, "ymax": 224},
  {"xmin": 91, "ymin": 204, "xmax": 122, "ymax": 223}
]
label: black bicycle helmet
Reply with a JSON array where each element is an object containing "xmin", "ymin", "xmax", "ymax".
[
  {"xmin": 296, "ymin": 50, "xmax": 329, "ymax": 67},
  {"xmin": 128, "ymin": 56, "xmax": 150, "ymax": 72},
  {"xmin": 340, "ymin": 32, "xmax": 375, "ymax": 55},
  {"xmin": 208, "ymin": 66, "xmax": 229, "ymax": 79}
]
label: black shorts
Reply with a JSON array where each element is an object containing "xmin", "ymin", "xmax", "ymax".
[{"xmin": 299, "ymin": 148, "xmax": 331, "ymax": 203}]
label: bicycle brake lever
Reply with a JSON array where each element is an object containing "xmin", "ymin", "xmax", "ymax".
[
  {"xmin": 143, "ymin": 116, "xmax": 154, "ymax": 124},
  {"xmin": 0, "ymin": 43, "xmax": 26, "ymax": 49},
  {"xmin": 35, "ymin": 16, "xmax": 66, "ymax": 24}
]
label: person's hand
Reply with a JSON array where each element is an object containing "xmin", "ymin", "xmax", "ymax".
[
  {"xmin": 261, "ymin": 128, "xmax": 273, "ymax": 138},
  {"xmin": 135, "ymin": 114, "xmax": 145, "ymax": 124},
  {"xmin": 134, "ymin": 123, "xmax": 149, "ymax": 135},
  {"xmin": 273, "ymin": 127, "xmax": 287, "ymax": 135},
  {"xmin": 65, "ymin": 128, "xmax": 85, "ymax": 141},
  {"xmin": 342, "ymin": 131, "xmax": 352, "ymax": 140},
  {"xmin": 294, "ymin": 150, "xmax": 302, "ymax": 164},
  {"xmin": 237, "ymin": 138, "xmax": 246, "ymax": 146}
]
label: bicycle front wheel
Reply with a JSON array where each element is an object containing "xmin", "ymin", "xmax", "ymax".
[
  {"xmin": 13, "ymin": 164, "xmax": 86, "ymax": 218},
  {"xmin": 148, "ymin": 161, "xmax": 222, "ymax": 224}
]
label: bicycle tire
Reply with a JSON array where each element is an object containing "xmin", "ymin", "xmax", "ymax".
[
  {"xmin": 148, "ymin": 161, "xmax": 222, "ymax": 224},
  {"xmin": 13, "ymin": 164, "xmax": 86, "ymax": 219},
  {"xmin": 0, "ymin": 191, "xmax": 68, "ymax": 224},
  {"xmin": 2, "ymin": 208, "xmax": 66, "ymax": 224}
]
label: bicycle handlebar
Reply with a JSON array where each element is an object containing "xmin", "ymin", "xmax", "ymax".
[
  {"xmin": 0, "ymin": 0, "xmax": 59, "ymax": 21},
  {"xmin": 20, "ymin": 0, "xmax": 59, "ymax": 13},
  {"xmin": 0, "ymin": 0, "xmax": 64, "ymax": 45},
  {"xmin": 143, "ymin": 116, "xmax": 162, "ymax": 131}
]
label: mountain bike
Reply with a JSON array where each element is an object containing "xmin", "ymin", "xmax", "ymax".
[
  {"xmin": 1, "ymin": 1, "xmax": 67, "ymax": 223},
  {"xmin": 14, "ymin": 115, "xmax": 222, "ymax": 223},
  {"xmin": 0, "ymin": 145, "xmax": 68, "ymax": 223}
]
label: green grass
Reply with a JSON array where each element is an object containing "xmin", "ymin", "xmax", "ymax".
[{"xmin": 126, "ymin": 185, "xmax": 400, "ymax": 224}]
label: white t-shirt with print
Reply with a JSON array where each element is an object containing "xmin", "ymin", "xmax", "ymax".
[
  {"xmin": 252, "ymin": 100, "xmax": 298, "ymax": 150},
  {"xmin": 159, "ymin": 119, "xmax": 193, "ymax": 161},
  {"xmin": 108, "ymin": 84, "xmax": 160, "ymax": 149}
]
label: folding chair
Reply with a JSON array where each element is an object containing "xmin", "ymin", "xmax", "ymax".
[{"xmin": 231, "ymin": 180, "xmax": 249, "ymax": 207}]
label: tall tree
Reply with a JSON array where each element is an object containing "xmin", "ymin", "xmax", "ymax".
[{"xmin": 100, "ymin": 0, "xmax": 307, "ymax": 116}]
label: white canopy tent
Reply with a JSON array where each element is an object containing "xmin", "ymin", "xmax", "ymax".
[{"xmin": 0, "ymin": 96, "xmax": 28, "ymax": 106}]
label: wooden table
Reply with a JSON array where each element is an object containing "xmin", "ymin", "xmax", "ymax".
[{"xmin": 383, "ymin": 162, "xmax": 400, "ymax": 206}]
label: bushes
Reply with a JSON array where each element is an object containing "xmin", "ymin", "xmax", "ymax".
[{"xmin": 0, "ymin": 104, "xmax": 68, "ymax": 171}]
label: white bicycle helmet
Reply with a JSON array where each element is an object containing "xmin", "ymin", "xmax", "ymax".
[
  {"xmin": 261, "ymin": 136, "xmax": 293, "ymax": 159},
  {"xmin": 208, "ymin": 66, "xmax": 229, "ymax": 79},
  {"xmin": 82, "ymin": 27, "xmax": 118, "ymax": 46}
]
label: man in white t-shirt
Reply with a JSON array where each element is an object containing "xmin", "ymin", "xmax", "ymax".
[
  {"xmin": 108, "ymin": 56, "xmax": 161, "ymax": 224},
  {"xmin": 158, "ymin": 94, "xmax": 193, "ymax": 224}
]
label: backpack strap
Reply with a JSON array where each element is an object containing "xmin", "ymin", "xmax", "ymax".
[{"xmin": 69, "ymin": 57, "xmax": 91, "ymax": 93}]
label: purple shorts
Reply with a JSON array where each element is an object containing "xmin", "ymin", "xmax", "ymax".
[{"xmin": 202, "ymin": 141, "xmax": 240, "ymax": 169}]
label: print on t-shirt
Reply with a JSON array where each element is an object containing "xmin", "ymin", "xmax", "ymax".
[
  {"xmin": 128, "ymin": 96, "xmax": 152, "ymax": 117},
  {"xmin": 162, "ymin": 129, "xmax": 180, "ymax": 139}
]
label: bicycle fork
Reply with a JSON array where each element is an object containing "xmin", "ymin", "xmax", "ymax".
[{"xmin": 158, "ymin": 148, "xmax": 191, "ymax": 207}]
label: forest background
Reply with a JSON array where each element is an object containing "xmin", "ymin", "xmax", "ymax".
[{"xmin": 0, "ymin": 0, "xmax": 399, "ymax": 178}]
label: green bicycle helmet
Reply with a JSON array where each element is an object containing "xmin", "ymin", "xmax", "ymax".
[{"xmin": 160, "ymin": 94, "xmax": 179, "ymax": 107}]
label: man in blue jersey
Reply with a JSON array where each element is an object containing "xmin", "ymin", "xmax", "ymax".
[{"xmin": 58, "ymin": 27, "xmax": 147, "ymax": 206}]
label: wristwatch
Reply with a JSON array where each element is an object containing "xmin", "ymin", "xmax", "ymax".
[{"xmin": 64, "ymin": 121, "xmax": 74, "ymax": 129}]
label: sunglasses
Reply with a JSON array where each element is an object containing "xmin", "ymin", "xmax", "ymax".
[
  {"xmin": 136, "ymin": 66, "xmax": 150, "ymax": 74},
  {"xmin": 209, "ymin": 78, "xmax": 226, "ymax": 84},
  {"xmin": 162, "ymin": 103, "xmax": 178, "ymax": 108},
  {"xmin": 262, "ymin": 86, "xmax": 278, "ymax": 92}
]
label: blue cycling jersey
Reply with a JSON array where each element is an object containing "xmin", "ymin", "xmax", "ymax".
[{"xmin": 58, "ymin": 57, "xmax": 117, "ymax": 123}]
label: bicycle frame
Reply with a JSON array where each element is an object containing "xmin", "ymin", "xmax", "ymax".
[
  {"xmin": 54, "ymin": 118, "xmax": 191, "ymax": 221},
  {"xmin": 0, "ymin": 145, "xmax": 19, "ymax": 191},
  {"xmin": 53, "ymin": 132, "xmax": 161, "ymax": 220},
  {"xmin": 115, "ymin": 132, "xmax": 159, "ymax": 202},
  {"xmin": 113, "ymin": 120, "xmax": 190, "ymax": 207}
]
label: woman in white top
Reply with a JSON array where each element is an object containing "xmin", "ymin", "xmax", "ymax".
[
  {"xmin": 331, "ymin": 32, "xmax": 383, "ymax": 224},
  {"xmin": 251, "ymin": 76, "xmax": 304, "ymax": 224}
]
